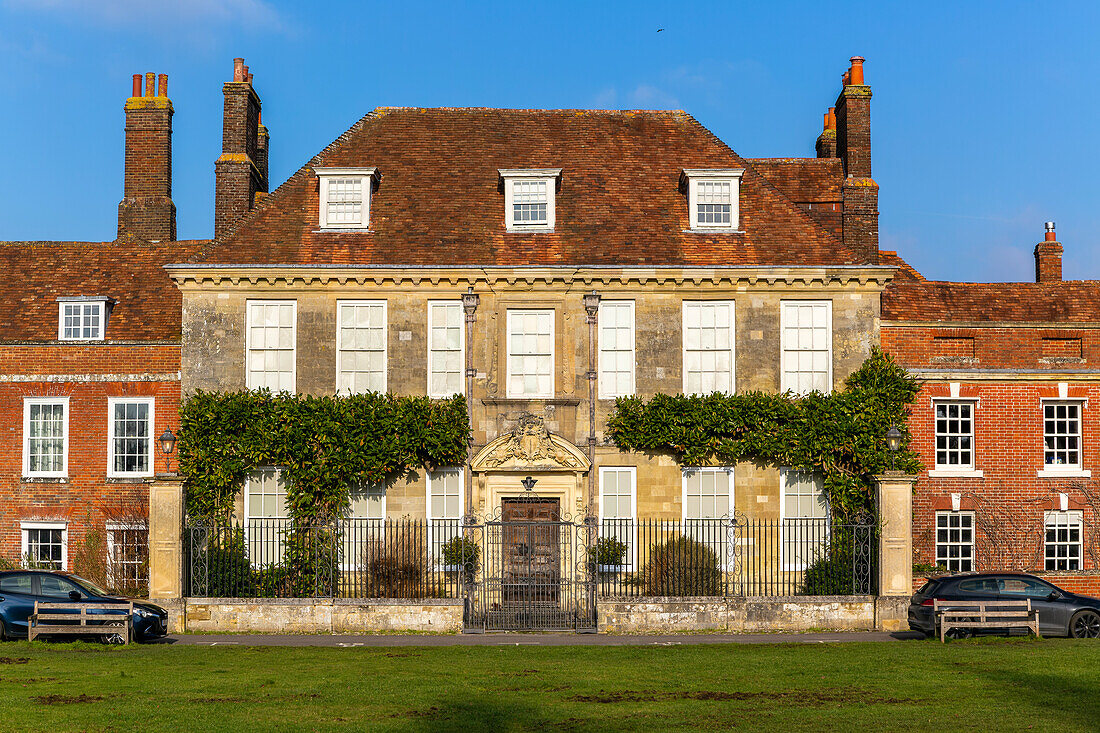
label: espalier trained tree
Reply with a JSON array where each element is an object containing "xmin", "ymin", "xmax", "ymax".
[
  {"xmin": 607, "ymin": 348, "xmax": 922, "ymax": 518},
  {"xmin": 179, "ymin": 391, "xmax": 469, "ymax": 521}
]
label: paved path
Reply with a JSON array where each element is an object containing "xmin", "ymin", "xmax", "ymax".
[{"xmin": 163, "ymin": 631, "xmax": 923, "ymax": 647}]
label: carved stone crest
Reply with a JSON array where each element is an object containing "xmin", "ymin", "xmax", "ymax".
[{"xmin": 472, "ymin": 414, "xmax": 588, "ymax": 471}]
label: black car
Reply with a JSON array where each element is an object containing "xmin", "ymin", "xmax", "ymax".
[
  {"xmin": 909, "ymin": 572, "xmax": 1100, "ymax": 638},
  {"xmin": 0, "ymin": 570, "xmax": 168, "ymax": 643}
]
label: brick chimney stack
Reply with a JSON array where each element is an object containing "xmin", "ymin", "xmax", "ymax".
[
  {"xmin": 117, "ymin": 72, "xmax": 176, "ymax": 242},
  {"xmin": 214, "ymin": 57, "xmax": 269, "ymax": 238},
  {"xmin": 1035, "ymin": 222, "xmax": 1063, "ymax": 283},
  {"xmin": 835, "ymin": 56, "xmax": 878, "ymax": 264},
  {"xmin": 815, "ymin": 108, "xmax": 837, "ymax": 158}
]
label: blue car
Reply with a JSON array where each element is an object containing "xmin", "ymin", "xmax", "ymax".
[{"xmin": 0, "ymin": 570, "xmax": 168, "ymax": 643}]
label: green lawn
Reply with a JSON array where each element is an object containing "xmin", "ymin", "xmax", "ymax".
[{"xmin": 0, "ymin": 637, "xmax": 1098, "ymax": 731}]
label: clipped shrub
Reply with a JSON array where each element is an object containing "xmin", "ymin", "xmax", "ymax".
[
  {"xmin": 638, "ymin": 535, "xmax": 722, "ymax": 596},
  {"xmin": 799, "ymin": 528, "xmax": 873, "ymax": 595},
  {"xmin": 198, "ymin": 527, "xmax": 256, "ymax": 597},
  {"xmin": 440, "ymin": 535, "xmax": 480, "ymax": 578},
  {"xmin": 364, "ymin": 525, "xmax": 427, "ymax": 598},
  {"xmin": 595, "ymin": 536, "xmax": 628, "ymax": 567}
]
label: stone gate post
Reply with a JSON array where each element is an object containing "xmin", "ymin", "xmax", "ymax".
[
  {"xmin": 873, "ymin": 472, "xmax": 917, "ymax": 597},
  {"xmin": 148, "ymin": 474, "xmax": 185, "ymax": 600}
]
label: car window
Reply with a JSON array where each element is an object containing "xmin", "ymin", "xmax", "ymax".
[
  {"xmin": 0, "ymin": 574, "xmax": 33, "ymax": 594},
  {"xmin": 998, "ymin": 578, "xmax": 1051, "ymax": 599},
  {"xmin": 956, "ymin": 578, "xmax": 999, "ymax": 595},
  {"xmin": 38, "ymin": 575, "xmax": 84, "ymax": 599}
]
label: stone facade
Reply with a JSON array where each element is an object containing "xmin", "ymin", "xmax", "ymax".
[{"xmin": 173, "ymin": 267, "xmax": 889, "ymax": 520}]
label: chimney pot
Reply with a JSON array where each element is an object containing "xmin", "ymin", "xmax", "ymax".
[
  {"xmin": 158, "ymin": 74, "xmax": 168, "ymax": 98},
  {"xmin": 247, "ymin": 72, "xmax": 254, "ymax": 85},
  {"xmin": 233, "ymin": 57, "xmax": 245, "ymax": 82},
  {"xmin": 144, "ymin": 72, "xmax": 155, "ymax": 98},
  {"xmin": 1045, "ymin": 221, "xmax": 1057, "ymax": 241},
  {"xmin": 849, "ymin": 56, "xmax": 866, "ymax": 85},
  {"xmin": 131, "ymin": 74, "xmax": 142, "ymax": 97}
]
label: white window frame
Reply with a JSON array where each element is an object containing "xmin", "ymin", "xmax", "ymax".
[
  {"xmin": 779, "ymin": 469, "xmax": 830, "ymax": 571},
  {"xmin": 599, "ymin": 466, "xmax": 638, "ymax": 570},
  {"xmin": 506, "ymin": 309, "xmax": 555, "ymax": 399},
  {"xmin": 106, "ymin": 397, "xmax": 155, "ymax": 478},
  {"xmin": 1038, "ymin": 400, "xmax": 1089, "ymax": 477},
  {"xmin": 22, "ymin": 396, "xmax": 69, "ymax": 478},
  {"xmin": 315, "ymin": 167, "xmax": 377, "ymax": 230},
  {"xmin": 1044, "ymin": 510, "xmax": 1083, "ymax": 571},
  {"xmin": 928, "ymin": 400, "xmax": 982, "ymax": 477},
  {"xmin": 427, "ymin": 301, "xmax": 465, "ymax": 398},
  {"xmin": 681, "ymin": 301, "xmax": 736, "ymax": 396},
  {"xmin": 243, "ymin": 467, "xmax": 289, "ymax": 566},
  {"xmin": 343, "ymin": 482, "xmax": 387, "ymax": 572},
  {"xmin": 500, "ymin": 169, "xmax": 560, "ymax": 232},
  {"xmin": 681, "ymin": 467, "xmax": 734, "ymax": 521},
  {"xmin": 336, "ymin": 300, "xmax": 388, "ymax": 395},
  {"xmin": 57, "ymin": 297, "xmax": 110, "ymax": 341},
  {"xmin": 105, "ymin": 521, "xmax": 148, "ymax": 591},
  {"xmin": 245, "ymin": 300, "xmax": 297, "ymax": 393},
  {"xmin": 21, "ymin": 521, "xmax": 68, "ymax": 570},
  {"xmin": 427, "ymin": 467, "xmax": 464, "ymax": 570},
  {"xmin": 780, "ymin": 300, "xmax": 833, "ymax": 395},
  {"xmin": 683, "ymin": 169, "xmax": 744, "ymax": 231},
  {"xmin": 934, "ymin": 511, "xmax": 975, "ymax": 572},
  {"xmin": 598, "ymin": 300, "xmax": 636, "ymax": 399}
]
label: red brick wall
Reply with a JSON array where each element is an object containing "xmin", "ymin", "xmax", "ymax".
[
  {"xmin": 0, "ymin": 344, "xmax": 180, "ymax": 567},
  {"xmin": 906, "ymin": 379, "xmax": 1100, "ymax": 575},
  {"xmin": 884, "ymin": 326, "xmax": 1097, "ymax": 369}
]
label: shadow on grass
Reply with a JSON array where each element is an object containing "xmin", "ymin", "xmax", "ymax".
[
  {"xmin": 407, "ymin": 696, "xmax": 543, "ymax": 732},
  {"xmin": 982, "ymin": 663, "xmax": 1100, "ymax": 730}
]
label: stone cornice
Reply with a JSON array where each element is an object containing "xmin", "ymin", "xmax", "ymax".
[{"xmin": 165, "ymin": 265, "xmax": 895, "ymax": 290}]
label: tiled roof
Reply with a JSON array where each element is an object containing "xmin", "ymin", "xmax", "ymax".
[
  {"xmin": 0, "ymin": 241, "xmax": 206, "ymax": 341},
  {"xmin": 744, "ymin": 158, "xmax": 842, "ymax": 203},
  {"xmin": 883, "ymin": 277, "xmax": 1100, "ymax": 323},
  {"xmin": 193, "ymin": 108, "xmax": 866, "ymax": 267}
]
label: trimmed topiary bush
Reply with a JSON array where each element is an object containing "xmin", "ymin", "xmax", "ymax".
[{"xmin": 638, "ymin": 535, "xmax": 722, "ymax": 596}]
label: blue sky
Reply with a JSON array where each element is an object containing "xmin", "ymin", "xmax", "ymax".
[{"xmin": 1, "ymin": 1, "xmax": 1098, "ymax": 282}]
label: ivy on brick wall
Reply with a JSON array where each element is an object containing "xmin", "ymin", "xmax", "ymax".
[
  {"xmin": 606, "ymin": 348, "xmax": 923, "ymax": 518},
  {"xmin": 179, "ymin": 391, "xmax": 469, "ymax": 521}
]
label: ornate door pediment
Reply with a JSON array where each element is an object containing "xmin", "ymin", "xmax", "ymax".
[{"xmin": 472, "ymin": 414, "xmax": 590, "ymax": 472}]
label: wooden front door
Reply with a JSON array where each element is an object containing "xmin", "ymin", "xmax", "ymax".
[{"xmin": 501, "ymin": 498, "xmax": 561, "ymax": 605}]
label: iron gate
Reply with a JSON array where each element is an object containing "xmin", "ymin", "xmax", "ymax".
[{"xmin": 462, "ymin": 506, "xmax": 596, "ymax": 632}]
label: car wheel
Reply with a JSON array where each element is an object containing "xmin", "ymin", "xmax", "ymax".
[
  {"xmin": 0, "ymin": 618, "xmax": 7, "ymax": 642},
  {"xmin": 101, "ymin": 633, "xmax": 127, "ymax": 645},
  {"xmin": 944, "ymin": 627, "xmax": 973, "ymax": 640},
  {"xmin": 1070, "ymin": 610, "xmax": 1100, "ymax": 639}
]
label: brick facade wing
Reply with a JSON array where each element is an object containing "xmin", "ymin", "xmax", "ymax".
[
  {"xmin": 192, "ymin": 108, "xmax": 865, "ymax": 267},
  {"xmin": 0, "ymin": 241, "xmax": 206, "ymax": 341}
]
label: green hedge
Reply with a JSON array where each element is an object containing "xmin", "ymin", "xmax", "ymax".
[
  {"xmin": 607, "ymin": 348, "xmax": 922, "ymax": 517},
  {"xmin": 179, "ymin": 391, "xmax": 469, "ymax": 521}
]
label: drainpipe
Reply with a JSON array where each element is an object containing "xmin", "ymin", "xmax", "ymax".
[
  {"xmin": 461, "ymin": 287, "xmax": 480, "ymax": 521},
  {"xmin": 582, "ymin": 290, "xmax": 601, "ymax": 519}
]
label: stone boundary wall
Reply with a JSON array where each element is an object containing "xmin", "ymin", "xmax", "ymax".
[
  {"xmin": 163, "ymin": 598, "xmax": 463, "ymax": 634},
  {"xmin": 599, "ymin": 596, "xmax": 910, "ymax": 633},
  {"xmin": 154, "ymin": 595, "xmax": 909, "ymax": 635}
]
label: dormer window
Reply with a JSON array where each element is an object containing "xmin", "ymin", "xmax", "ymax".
[
  {"xmin": 500, "ymin": 169, "xmax": 560, "ymax": 232},
  {"xmin": 683, "ymin": 169, "xmax": 744, "ymax": 231},
  {"xmin": 57, "ymin": 297, "xmax": 112, "ymax": 341},
  {"xmin": 315, "ymin": 167, "xmax": 378, "ymax": 229}
]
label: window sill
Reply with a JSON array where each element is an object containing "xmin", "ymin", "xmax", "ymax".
[
  {"xmin": 927, "ymin": 469, "xmax": 984, "ymax": 478},
  {"xmin": 21, "ymin": 476, "xmax": 69, "ymax": 484},
  {"xmin": 684, "ymin": 228, "xmax": 746, "ymax": 234},
  {"xmin": 106, "ymin": 476, "xmax": 153, "ymax": 484},
  {"xmin": 312, "ymin": 228, "xmax": 372, "ymax": 233},
  {"xmin": 1037, "ymin": 468, "xmax": 1091, "ymax": 479},
  {"xmin": 505, "ymin": 227, "xmax": 554, "ymax": 234}
]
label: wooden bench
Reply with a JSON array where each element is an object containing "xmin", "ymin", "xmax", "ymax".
[
  {"xmin": 29, "ymin": 601, "xmax": 133, "ymax": 644},
  {"xmin": 934, "ymin": 598, "xmax": 1040, "ymax": 642}
]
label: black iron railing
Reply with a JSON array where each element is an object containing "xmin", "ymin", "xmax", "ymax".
[{"xmin": 186, "ymin": 516, "xmax": 876, "ymax": 601}]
